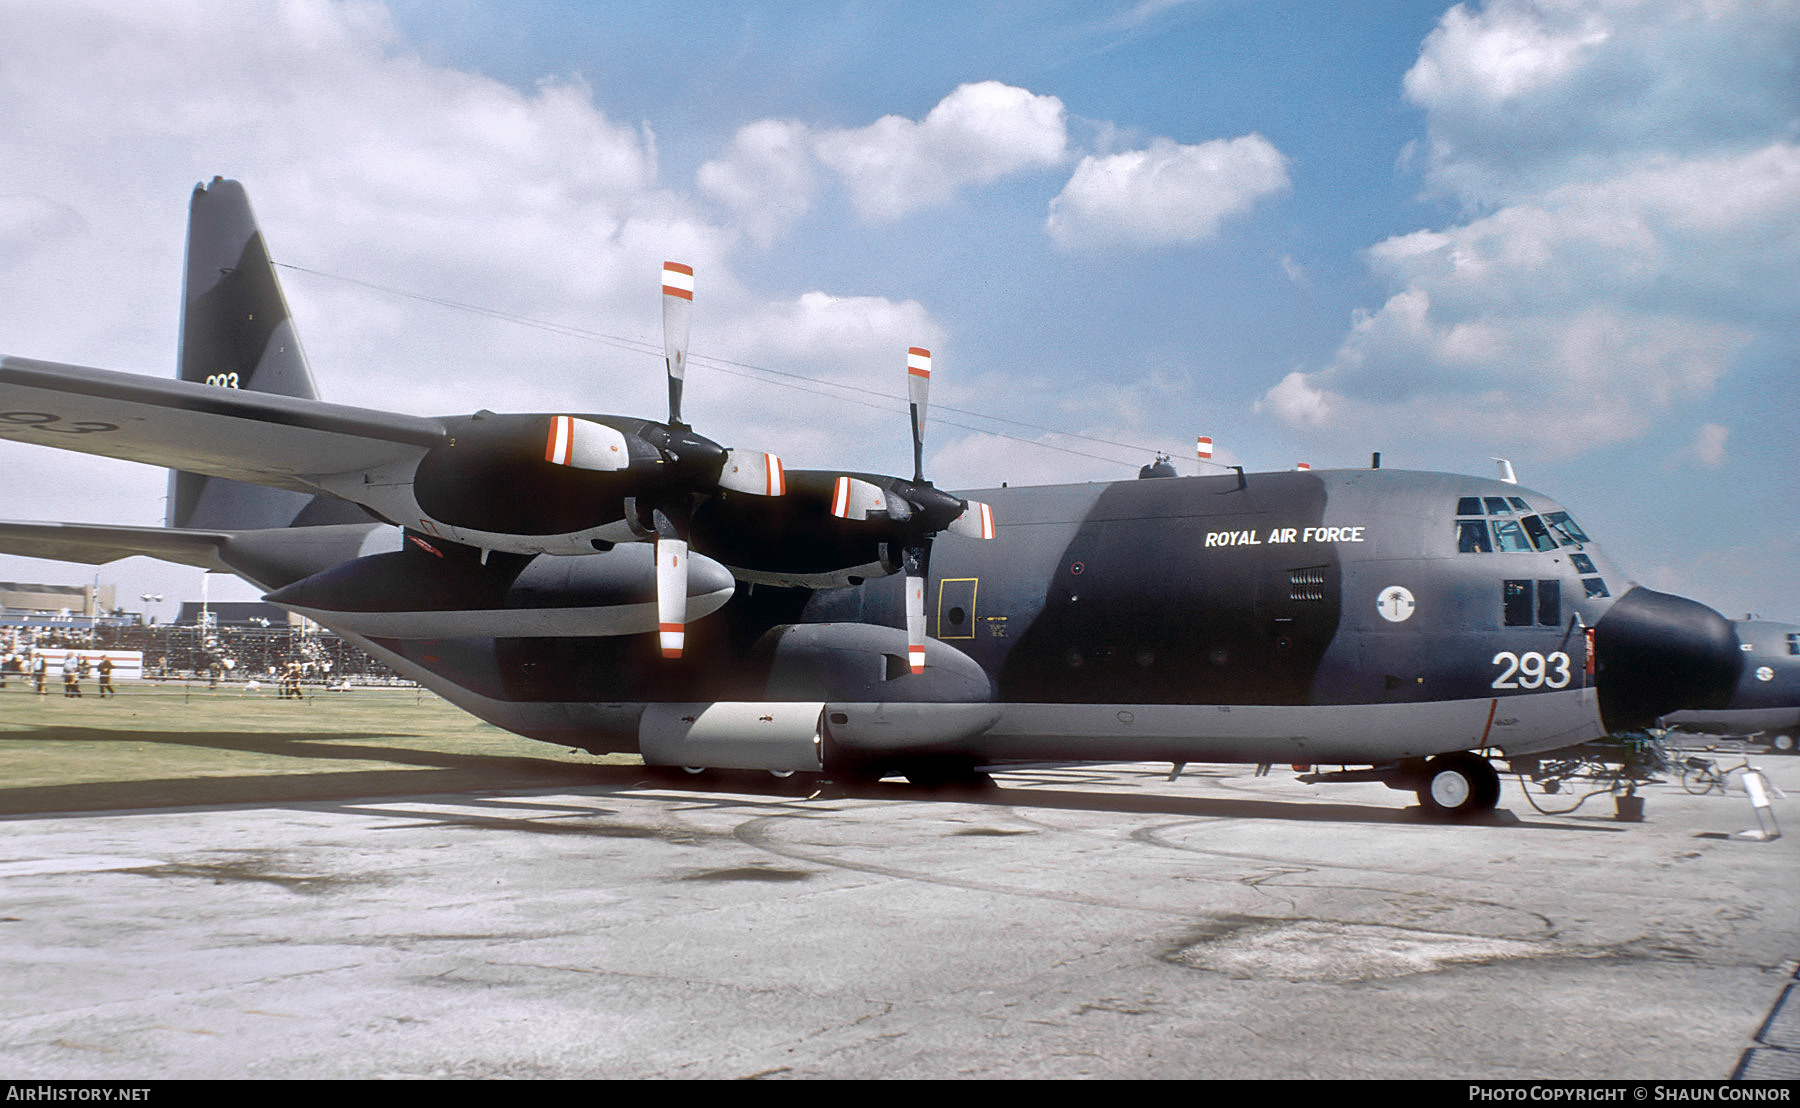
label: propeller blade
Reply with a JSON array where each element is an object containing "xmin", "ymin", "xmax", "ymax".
[
  {"xmin": 901, "ymin": 539, "xmax": 930, "ymax": 675},
  {"xmin": 943, "ymin": 499, "xmax": 995, "ymax": 541},
  {"xmin": 829, "ymin": 475, "xmax": 888, "ymax": 520},
  {"xmin": 543, "ymin": 415, "xmax": 631, "ymax": 472},
  {"xmin": 718, "ymin": 450, "xmax": 786, "ymax": 497},
  {"xmin": 662, "ymin": 261, "xmax": 694, "ymax": 427},
  {"xmin": 656, "ymin": 532, "xmax": 688, "ymax": 659},
  {"xmin": 907, "ymin": 346, "xmax": 930, "ymax": 483},
  {"xmin": 905, "ymin": 572, "xmax": 927, "ymax": 674}
]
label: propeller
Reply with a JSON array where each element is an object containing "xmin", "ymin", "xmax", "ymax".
[
  {"xmin": 534, "ymin": 262, "xmax": 784, "ymax": 657},
  {"xmin": 831, "ymin": 347, "xmax": 996, "ymax": 673},
  {"xmin": 644, "ymin": 262, "xmax": 783, "ymax": 657},
  {"xmin": 415, "ymin": 266, "xmax": 780, "ymax": 608}
]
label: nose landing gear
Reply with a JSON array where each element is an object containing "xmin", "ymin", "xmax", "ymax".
[{"xmin": 1414, "ymin": 752, "xmax": 1502, "ymax": 819}]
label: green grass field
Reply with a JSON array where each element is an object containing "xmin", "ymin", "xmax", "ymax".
[{"xmin": 0, "ymin": 679, "xmax": 632, "ymax": 815}]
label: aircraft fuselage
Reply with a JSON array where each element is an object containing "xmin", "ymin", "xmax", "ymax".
[{"xmin": 323, "ymin": 465, "xmax": 1737, "ymax": 777}]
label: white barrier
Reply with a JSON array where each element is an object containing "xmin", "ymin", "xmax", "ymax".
[{"xmin": 17, "ymin": 649, "xmax": 144, "ymax": 681}]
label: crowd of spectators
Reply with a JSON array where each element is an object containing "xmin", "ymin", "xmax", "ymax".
[{"xmin": 1, "ymin": 621, "xmax": 407, "ymax": 691}]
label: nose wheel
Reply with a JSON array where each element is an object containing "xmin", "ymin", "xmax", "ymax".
[{"xmin": 1416, "ymin": 752, "xmax": 1501, "ymax": 818}]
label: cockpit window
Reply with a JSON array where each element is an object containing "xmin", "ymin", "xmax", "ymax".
[
  {"xmin": 1543, "ymin": 511, "xmax": 1589, "ymax": 546},
  {"xmin": 1570, "ymin": 553, "xmax": 1597, "ymax": 575},
  {"xmin": 1457, "ymin": 519, "xmax": 1493, "ymax": 553},
  {"xmin": 1519, "ymin": 515, "xmax": 1559, "ymax": 552},
  {"xmin": 1455, "ymin": 497, "xmax": 1585, "ymax": 555},
  {"xmin": 1492, "ymin": 520, "xmax": 1533, "ymax": 552}
]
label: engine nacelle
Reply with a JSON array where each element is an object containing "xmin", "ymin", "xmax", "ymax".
[
  {"xmin": 752, "ymin": 622, "xmax": 992, "ymax": 702},
  {"xmin": 265, "ymin": 542, "xmax": 735, "ymax": 638},
  {"xmin": 411, "ymin": 412, "xmax": 660, "ymax": 539}
]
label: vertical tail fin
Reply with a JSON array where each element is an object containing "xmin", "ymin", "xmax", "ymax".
[{"xmin": 167, "ymin": 177, "xmax": 341, "ymax": 529}]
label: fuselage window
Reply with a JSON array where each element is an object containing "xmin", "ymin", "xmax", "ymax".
[
  {"xmin": 1537, "ymin": 579, "xmax": 1561, "ymax": 627},
  {"xmin": 1457, "ymin": 519, "xmax": 1493, "ymax": 553},
  {"xmin": 1582, "ymin": 577, "xmax": 1610, "ymax": 599},
  {"xmin": 1504, "ymin": 580, "xmax": 1533, "ymax": 627},
  {"xmin": 1788, "ymin": 633, "xmax": 1799, "ymax": 656}
]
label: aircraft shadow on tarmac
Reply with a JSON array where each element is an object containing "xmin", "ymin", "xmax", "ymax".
[
  {"xmin": 1, "ymin": 725, "xmax": 1622, "ymax": 831},
  {"xmin": 0, "ymin": 726, "xmax": 601, "ymax": 818}
]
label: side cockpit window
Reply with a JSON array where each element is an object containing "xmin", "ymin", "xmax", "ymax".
[{"xmin": 1543, "ymin": 511, "xmax": 1589, "ymax": 546}]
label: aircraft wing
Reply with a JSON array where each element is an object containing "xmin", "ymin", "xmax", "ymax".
[
  {"xmin": 0, "ymin": 520, "xmax": 234, "ymax": 571},
  {"xmin": 0, "ymin": 356, "xmax": 447, "ymax": 493}
]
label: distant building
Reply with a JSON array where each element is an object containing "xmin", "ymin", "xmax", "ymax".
[
  {"xmin": 173, "ymin": 601, "xmax": 303, "ymax": 629},
  {"xmin": 0, "ymin": 581, "xmax": 118, "ymax": 624}
]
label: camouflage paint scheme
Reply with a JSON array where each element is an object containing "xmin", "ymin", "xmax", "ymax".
[{"xmin": 0, "ymin": 179, "xmax": 1762, "ymax": 812}]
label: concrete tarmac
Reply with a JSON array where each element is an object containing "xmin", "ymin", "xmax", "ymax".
[{"xmin": 2, "ymin": 754, "xmax": 1797, "ymax": 1080}]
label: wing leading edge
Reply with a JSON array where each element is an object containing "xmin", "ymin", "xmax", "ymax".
[{"xmin": 0, "ymin": 355, "xmax": 447, "ymax": 496}]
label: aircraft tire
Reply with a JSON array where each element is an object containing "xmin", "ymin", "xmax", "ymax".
[
  {"xmin": 1416, "ymin": 752, "xmax": 1500, "ymax": 818},
  {"xmin": 1769, "ymin": 733, "xmax": 1795, "ymax": 756}
]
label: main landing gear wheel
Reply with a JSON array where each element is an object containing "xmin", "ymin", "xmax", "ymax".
[
  {"xmin": 1769, "ymin": 733, "xmax": 1796, "ymax": 756},
  {"xmin": 1416, "ymin": 752, "xmax": 1501, "ymax": 818}
]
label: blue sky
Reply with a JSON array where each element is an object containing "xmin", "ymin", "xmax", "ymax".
[{"xmin": 1, "ymin": 0, "xmax": 1795, "ymax": 622}]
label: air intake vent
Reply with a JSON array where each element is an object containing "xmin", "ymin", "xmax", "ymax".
[{"xmin": 1289, "ymin": 567, "xmax": 1327, "ymax": 602}]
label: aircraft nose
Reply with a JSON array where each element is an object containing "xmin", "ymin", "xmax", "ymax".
[{"xmin": 1593, "ymin": 587, "xmax": 1741, "ymax": 732}]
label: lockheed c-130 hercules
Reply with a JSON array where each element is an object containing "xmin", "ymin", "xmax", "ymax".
[{"xmin": 0, "ymin": 178, "xmax": 1752, "ymax": 818}]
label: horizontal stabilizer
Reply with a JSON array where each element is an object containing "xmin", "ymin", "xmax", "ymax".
[{"xmin": 0, "ymin": 520, "xmax": 233, "ymax": 571}]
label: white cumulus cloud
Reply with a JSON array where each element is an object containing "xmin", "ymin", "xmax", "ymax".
[
  {"xmin": 696, "ymin": 119, "xmax": 818, "ymax": 247},
  {"xmin": 1261, "ymin": 0, "xmax": 1800, "ymax": 460},
  {"xmin": 812, "ymin": 81, "xmax": 1069, "ymax": 222},
  {"xmin": 1045, "ymin": 134, "xmax": 1290, "ymax": 251},
  {"xmin": 1402, "ymin": 0, "xmax": 1800, "ymax": 205}
]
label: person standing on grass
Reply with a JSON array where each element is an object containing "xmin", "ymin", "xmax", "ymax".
[
  {"xmin": 98, "ymin": 654, "xmax": 116, "ymax": 698},
  {"xmin": 62, "ymin": 652, "xmax": 80, "ymax": 697}
]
